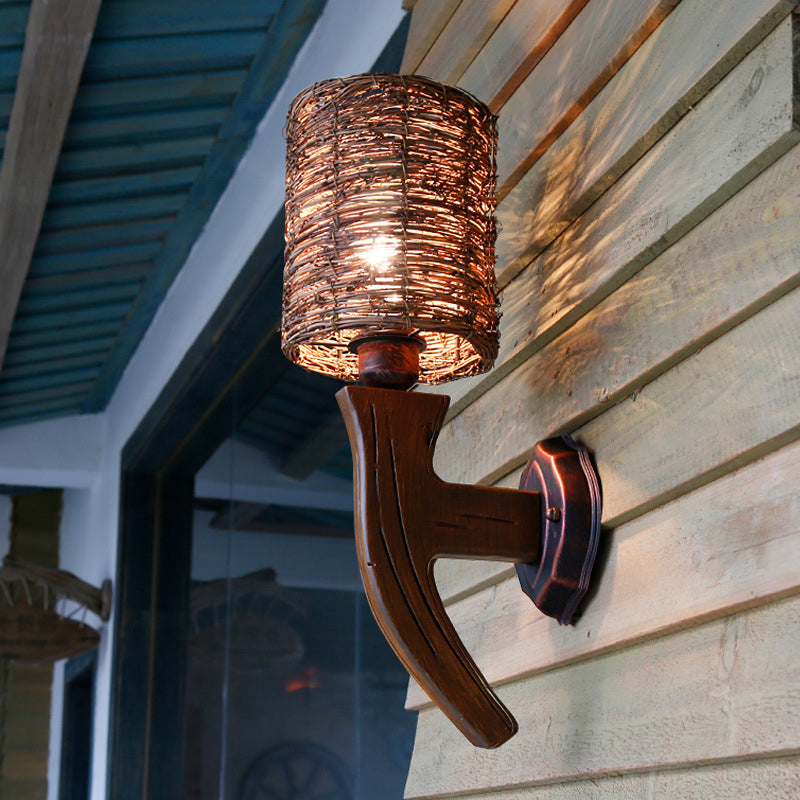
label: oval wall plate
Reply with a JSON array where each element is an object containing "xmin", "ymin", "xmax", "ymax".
[{"xmin": 516, "ymin": 435, "xmax": 602, "ymax": 624}]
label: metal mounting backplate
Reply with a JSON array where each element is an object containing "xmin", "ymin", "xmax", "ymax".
[{"xmin": 515, "ymin": 435, "xmax": 602, "ymax": 625}]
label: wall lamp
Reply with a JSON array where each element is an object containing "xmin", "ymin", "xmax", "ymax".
[{"xmin": 281, "ymin": 74, "xmax": 601, "ymax": 748}]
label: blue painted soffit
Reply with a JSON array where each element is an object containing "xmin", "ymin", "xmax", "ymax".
[{"xmin": 0, "ymin": 0, "xmax": 327, "ymax": 428}]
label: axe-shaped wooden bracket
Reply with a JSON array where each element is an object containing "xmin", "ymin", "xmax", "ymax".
[{"xmin": 337, "ymin": 385, "xmax": 601, "ymax": 748}]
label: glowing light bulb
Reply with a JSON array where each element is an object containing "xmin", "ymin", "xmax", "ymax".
[{"xmin": 363, "ymin": 235, "xmax": 399, "ymax": 273}]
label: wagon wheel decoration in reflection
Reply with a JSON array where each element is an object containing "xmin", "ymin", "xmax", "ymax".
[
  {"xmin": 237, "ymin": 742, "xmax": 352, "ymax": 800},
  {"xmin": 0, "ymin": 555, "xmax": 112, "ymax": 665},
  {"xmin": 189, "ymin": 568, "xmax": 307, "ymax": 671}
]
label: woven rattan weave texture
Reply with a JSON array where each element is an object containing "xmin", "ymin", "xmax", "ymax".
[{"xmin": 282, "ymin": 73, "xmax": 499, "ymax": 384}]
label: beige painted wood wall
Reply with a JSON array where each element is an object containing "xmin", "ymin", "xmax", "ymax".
[{"xmin": 399, "ymin": 1, "xmax": 800, "ymax": 797}]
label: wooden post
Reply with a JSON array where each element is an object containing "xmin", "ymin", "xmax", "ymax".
[{"xmin": 0, "ymin": 490, "xmax": 62, "ymax": 800}]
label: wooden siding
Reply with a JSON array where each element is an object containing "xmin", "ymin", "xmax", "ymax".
[{"xmin": 400, "ymin": 0, "xmax": 800, "ymax": 797}]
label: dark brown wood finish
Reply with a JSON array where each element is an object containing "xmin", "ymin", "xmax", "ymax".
[
  {"xmin": 337, "ymin": 385, "xmax": 540, "ymax": 748},
  {"xmin": 337, "ymin": 385, "xmax": 603, "ymax": 748},
  {"xmin": 516, "ymin": 436, "xmax": 602, "ymax": 625},
  {"xmin": 352, "ymin": 333, "xmax": 424, "ymax": 390}
]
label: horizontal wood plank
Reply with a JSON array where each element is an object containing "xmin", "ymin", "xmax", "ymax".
[
  {"xmin": 31, "ymin": 242, "xmax": 161, "ymax": 275},
  {"xmin": 2, "ymin": 353, "xmax": 109, "ymax": 382},
  {"xmin": 583, "ymin": 288, "xmax": 800, "ymax": 527},
  {"xmin": 7, "ymin": 321, "xmax": 122, "ymax": 352},
  {"xmin": 414, "ymin": 0, "xmax": 517, "ymax": 86},
  {"xmin": 456, "ymin": 0, "xmax": 590, "ymax": 111},
  {"xmin": 55, "ymin": 137, "xmax": 213, "ymax": 179},
  {"xmin": 24, "ymin": 264, "xmax": 150, "ymax": 294},
  {"xmin": 0, "ymin": 396, "xmax": 84, "ymax": 424},
  {"xmin": 408, "ymin": 436, "xmax": 800, "ymax": 709},
  {"xmin": 406, "ymin": 594, "xmax": 800, "ymax": 796},
  {"xmin": 63, "ymin": 106, "xmax": 226, "ymax": 145},
  {"xmin": 11, "ymin": 302, "xmax": 131, "ymax": 333},
  {"xmin": 48, "ymin": 166, "xmax": 200, "ymax": 206},
  {"xmin": 4, "ymin": 338, "xmax": 114, "ymax": 368},
  {"xmin": 494, "ymin": 0, "xmax": 679, "ymax": 198},
  {"xmin": 499, "ymin": 12, "xmax": 799, "ymax": 315},
  {"xmin": 92, "ymin": 0, "xmax": 279, "ymax": 39},
  {"xmin": 0, "ymin": 383, "xmax": 94, "ymax": 409},
  {"xmin": 43, "ymin": 194, "xmax": 185, "ymax": 229},
  {"xmin": 442, "ymin": 754, "xmax": 800, "ymax": 800},
  {"xmin": 35, "ymin": 220, "xmax": 174, "ymax": 254},
  {"xmin": 71, "ymin": 71, "xmax": 246, "ymax": 115},
  {"xmin": 400, "ymin": 0, "xmax": 462, "ymax": 73},
  {"xmin": 436, "ymin": 19, "xmax": 800, "ymax": 418},
  {"xmin": 495, "ymin": 0, "xmax": 796, "ymax": 289},
  {"xmin": 403, "ymin": 1, "xmax": 800, "ymax": 792},
  {"xmin": 432, "ymin": 282, "xmax": 800, "ymax": 601},
  {"xmin": 17, "ymin": 284, "xmax": 141, "ymax": 315},
  {"xmin": 82, "ymin": 31, "xmax": 261, "ymax": 83},
  {"xmin": 0, "ymin": 367, "xmax": 99, "ymax": 396},
  {"xmin": 436, "ymin": 143, "xmax": 800, "ymax": 488}
]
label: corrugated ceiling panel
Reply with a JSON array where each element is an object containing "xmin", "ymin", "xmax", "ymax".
[{"xmin": 0, "ymin": 0, "xmax": 327, "ymax": 428}]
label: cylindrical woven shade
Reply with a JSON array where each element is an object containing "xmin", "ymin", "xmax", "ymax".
[{"xmin": 282, "ymin": 73, "xmax": 499, "ymax": 384}]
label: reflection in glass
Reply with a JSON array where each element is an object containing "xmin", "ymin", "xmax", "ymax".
[{"xmin": 183, "ymin": 375, "xmax": 415, "ymax": 800}]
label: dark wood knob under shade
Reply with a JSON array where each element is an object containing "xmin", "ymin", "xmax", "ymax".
[
  {"xmin": 337, "ymin": 385, "xmax": 540, "ymax": 747},
  {"xmin": 351, "ymin": 333, "xmax": 424, "ymax": 390}
]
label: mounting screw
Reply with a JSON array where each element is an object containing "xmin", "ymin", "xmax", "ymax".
[{"xmin": 545, "ymin": 507, "xmax": 561, "ymax": 523}]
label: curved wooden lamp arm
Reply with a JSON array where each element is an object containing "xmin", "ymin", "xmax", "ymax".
[
  {"xmin": 337, "ymin": 385, "xmax": 601, "ymax": 748},
  {"xmin": 337, "ymin": 386, "xmax": 539, "ymax": 747}
]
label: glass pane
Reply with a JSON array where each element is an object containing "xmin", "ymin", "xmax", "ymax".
[{"xmin": 183, "ymin": 374, "xmax": 415, "ymax": 800}]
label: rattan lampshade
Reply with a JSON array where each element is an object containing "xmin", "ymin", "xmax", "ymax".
[{"xmin": 282, "ymin": 73, "xmax": 499, "ymax": 384}]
